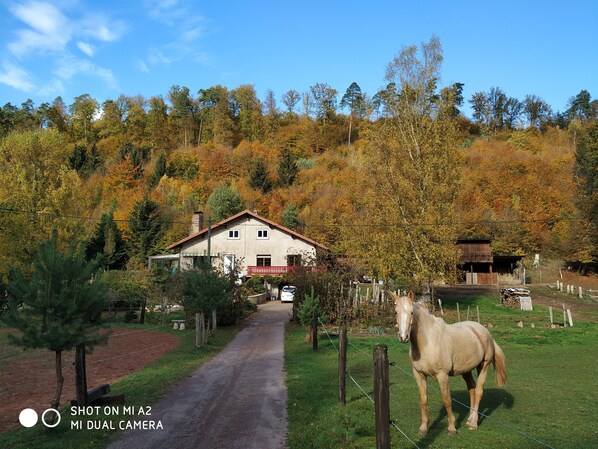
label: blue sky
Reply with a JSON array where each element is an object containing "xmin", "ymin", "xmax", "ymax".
[{"xmin": 0, "ymin": 0, "xmax": 596, "ymax": 117}]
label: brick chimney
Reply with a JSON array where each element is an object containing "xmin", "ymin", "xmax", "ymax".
[{"xmin": 191, "ymin": 211, "xmax": 204, "ymax": 235}]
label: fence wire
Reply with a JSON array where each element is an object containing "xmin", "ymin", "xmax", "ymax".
[
  {"xmin": 338, "ymin": 324, "xmax": 556, "ymax": 449},
  {"xmin": 318, "ymin": 318, "xmax": 421, "ymax": 449}
]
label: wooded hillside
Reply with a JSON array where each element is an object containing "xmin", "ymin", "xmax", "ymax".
[{"xmin": 1, "ymin": 45, "xmax": 596, "ymax": 282}]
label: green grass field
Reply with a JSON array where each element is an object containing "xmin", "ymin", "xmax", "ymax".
[
  {"xmin": 286, "ymin": 293, "xmax": 598, "ymax": 449},
  {"xmin": 0, "ymin": 322, "xmax": 244, "ymax": 449}
]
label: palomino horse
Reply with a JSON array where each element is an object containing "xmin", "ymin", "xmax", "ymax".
[{"xmin": 392, "ymin": 291, "xmax": 506, "ymax": 435}]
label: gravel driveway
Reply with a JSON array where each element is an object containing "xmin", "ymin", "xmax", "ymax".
[{"xmin": 107, "ymin": 301, "xmax": 291, "ymax": 449}]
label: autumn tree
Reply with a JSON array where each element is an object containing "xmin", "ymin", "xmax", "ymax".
[
  {"xmin": 523, "ymin": 94, "xmax": 552, "ymax": 129},
  {"xmin": 0, "ymin": 129, "xmax": 86, "ymax": 279},
  {"xmin": 569, "ymin": 120, "xmax": 598, "ymax": 271},
  {"xmin": 354, "ymin": 36, "xmax": 461, "ymax": 290},
  {"xmin": 231, "ymin": 84, "xmax": 263, "ymax": 142},
  {"xmin": 69, "ymin": 94, "xmax": 99, "ymax": 144},
  {"xmin": 282, "ymin": 89, "xmax": 301, "ymax": 115},
  {"xmin": 310, "ymin": 83, "xmax": 338, "ymax": 125},
  {"xmin": 1, "ymin": 233, "xmax": 108, "ymax": 418},
  {"xmin": 169, "ymin": 85, "xmax": 196, "ymax": 147},
  {"xmin": 147, "ymin": 95, "xmax": 172, "ymax": 150}
]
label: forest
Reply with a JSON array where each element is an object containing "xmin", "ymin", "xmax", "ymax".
[{"xmin": 0, "ymin": 38, "xmax": 597, "ymax": 284}]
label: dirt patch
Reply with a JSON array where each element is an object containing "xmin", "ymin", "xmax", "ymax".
[{"xmin": 0, "ymin": 327, "xmax": 180, "ymax": 434}]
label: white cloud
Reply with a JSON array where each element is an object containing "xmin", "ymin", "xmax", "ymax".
[
  {"xmin": 80, "ymin": 14, "xmax": 127, "ymax": 42},
  {"xmin": 0, "ymin": 60, "xmax": 35, "ymax": 92},
  {"xmin": 55, "ymin": 54, "xmax": 119, "ymax": 90},
  {"xmin": 77, "ymin": 42, "xmax": 94, "ymax": 57},
  {"xmin": 8, "ymin": 1, "xmax": 72, "ymax": 57},
  {"xmin": 135, "ymin": 59, "xmax": 150, "ymax": 73}
]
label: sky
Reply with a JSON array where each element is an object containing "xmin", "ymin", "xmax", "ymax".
[{"xmin": 0, "ymin": 0, "xmax": 596, "ymax": 117}]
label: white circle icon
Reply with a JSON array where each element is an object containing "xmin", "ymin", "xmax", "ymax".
[
  {"xmin": 41, "ymin": 408, "xmax": 61, "ymax": 428},
  {"xmin": 19, "ymin": 408, "xmax": 38, "ymax": 428}
]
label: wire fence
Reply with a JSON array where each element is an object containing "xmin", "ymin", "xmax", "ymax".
[
  {"xmin": 318, "ymin": 318, "xmax": 556, "ymax": 449},
  {"xmin": 319, "ymin": 318, "xmax": 421, "ymax": 449}
]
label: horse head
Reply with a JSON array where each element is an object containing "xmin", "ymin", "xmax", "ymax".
[{"xmin": 392, "ymin": 291, "xmax": 415, "ymax": 343}]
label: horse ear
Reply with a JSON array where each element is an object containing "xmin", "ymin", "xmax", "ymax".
[
  {"xmin": 390, "ymin": 292, "xmax": 399, "ymax": 303},
  {"xmin": 407, "ymin": 291, "xmax": 416, "ymax": 302}
]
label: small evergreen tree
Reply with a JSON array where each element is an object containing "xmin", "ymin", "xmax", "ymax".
[
  {"xmin": 278, "ymin": 148, "xmax": 297, "ymax": 187},
  {"xmin": 206, "ymin": 184, "xmax": 245, "ymax": 222},
  {"xmin": 85, "ymin": 212, "xmax": 127, "ymax": 270},
  {"xmin": 128, "ymin": 196, "xmax": 164, "ymax": 266},
  {"xmin": 150, "ymin": 152, "xmax": 167, "ymax": 187},
  {"xmin": 249, "ymin": 157, "xmax": 272, "ymax": 193},
  {"xmin": 1, "ymin": 233, "xmax": 108, "ymax": 418},
  {"xmin": 281, "ymin": 204, "xmax": 302, "ymax": 231}
]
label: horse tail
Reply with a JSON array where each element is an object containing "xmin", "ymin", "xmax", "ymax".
[{"xmin": 493, "ymin": 341, "xmax": 507, "ymax": 387}]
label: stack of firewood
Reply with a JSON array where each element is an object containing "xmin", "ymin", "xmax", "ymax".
[{"xmin": 500, "ymin": 287, "xmax": 532, "ymax": 309}]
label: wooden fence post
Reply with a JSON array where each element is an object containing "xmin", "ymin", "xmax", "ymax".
[
  {"xmin": 196, "ymin": 312, "xmax": 207, "ymax": 347},
  {"xmin": 373, "ymin": 344, "xmax": 391, "ymax": 449},
  {"xmin": 338, "ymin": 325, "xmax": 347, "ymax": 405},
  {"xmin": 312, "ymin": 312, "xmax": 318, "ymax": 351}
]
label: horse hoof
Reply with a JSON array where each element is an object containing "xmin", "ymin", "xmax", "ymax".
[
  {"xmin": 418, "ymin": 429, "xmax": 428, "ymax": 437},
  {"xmin": 467, "ymin": 424, "xmax": 478, "ymax": 430},
  {"xmin": 447, "ymin": 429, "xmax": 457, "ymax": 436}
]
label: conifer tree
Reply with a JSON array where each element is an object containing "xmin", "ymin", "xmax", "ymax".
[
  {"xmin": 206, "ymin": 184, "xmax": 245, "ymax": 222},
  {"xmin": 278, "ymin": 148, "xmax": 297, "ymax": 187},
  {"xmin": 85, "ymin": 212, "xmax": 127, "ymax": 270},
  {"xmin": 128, "ymin": 196, "xmax": 164, "ymax": 266},
  {"xmin": 1, "ymin": 233, "xmax": 108, "ymax": 418},
  {"xmin": 249, "ymin": 157, "xmax": 272, "ymax": 193}
]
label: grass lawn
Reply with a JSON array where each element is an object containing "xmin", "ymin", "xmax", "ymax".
[
  {"xmin": 0, "ymin": 322, "xmax": 244, "ymax": 449},
  {"xmin": 285, "ymin": 293, "xmax": 598, "ymax": 448}
]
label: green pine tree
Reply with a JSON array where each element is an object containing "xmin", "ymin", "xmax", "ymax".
[
  {"xmin": 128, "ymin": 196, "xmax": 165, "ymax": 266},
  {"xmin": 249, "ymin": 157, "xmax": 272, "ymax": 193},
  {"xmin": 278, "ymin": 148, "xmax": 297, "ymax": 187},
  {"xmin": 206, "ymin": 184, "xmax": 245, "ymax": 222},
  {"xmin": 85, "ymin": 212, "xmax": 127, "ymax": 269},
  {"xmin": 1, "ymin": 232, "xmax": 108, "ymax": 417}
]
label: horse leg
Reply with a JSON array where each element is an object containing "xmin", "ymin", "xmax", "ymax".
[
  {"xmin": 462, "ymin": 371, "xmax": 478, "ymax": 429},
  {"xmin": 437, "ymin": 372, "xmax": 457, "ymax": 434},
  {"xmin": 413, "ymin": 369, "xmax": 429, "ymax": 436},
  {"xmin": 469, "ymin": 361, "xmax": 491, "ymax": 429}
]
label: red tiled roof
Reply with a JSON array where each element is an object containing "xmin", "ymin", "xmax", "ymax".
[{"xmin": 166, "ymin": 209, "xmax": 328, "ymax": 251}]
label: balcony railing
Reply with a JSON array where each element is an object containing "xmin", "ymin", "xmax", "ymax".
[{"xmin": 247, "ymin": 265, "xmax": 299, "ymax": 276}]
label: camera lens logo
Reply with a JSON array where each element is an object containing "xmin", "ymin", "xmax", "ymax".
[{"xmin": 19, "ymin": 408, "xmax": 61, "ymax": 428}]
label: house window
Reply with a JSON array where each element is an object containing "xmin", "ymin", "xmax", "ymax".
[
  {"xmin": 256, "ymin": 255, "xmax": 271, "ymax": 267},
  {"xmin": 287, "ymin": 254, "xmax": 302, "ymax": 267},
  {"xmin": 257, "ymin": 229, "xmax": 269, "ymax": 239},
  {"xmin": 228, "ymin": 229, "xmax": 240, "ymax": 239}
]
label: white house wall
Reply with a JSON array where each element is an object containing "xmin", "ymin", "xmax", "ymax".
[{"xmin": 179, "ymin": 216, "xmax": 316, "ymax": 275}]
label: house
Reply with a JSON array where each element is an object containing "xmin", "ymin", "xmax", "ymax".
[
  {"xmin": 456, "ymin": 239, "xmax": 525, "ymax": 285},
  {"xmin": 149, "ymin": 210, "xmax": 327, "ymax": 277}
]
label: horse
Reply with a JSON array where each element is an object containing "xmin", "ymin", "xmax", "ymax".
[{"xmin": 392, "ymin": 291, "xmax": 507, "ymax": 435}]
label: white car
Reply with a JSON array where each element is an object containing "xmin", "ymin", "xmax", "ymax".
[{"xmin": 280, "ymin": 285, "xmax": 297, "ymax": 303}]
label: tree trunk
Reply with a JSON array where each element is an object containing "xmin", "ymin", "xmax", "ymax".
[
  {"xmin": 75, "ymin": 345, "xmax": 88, "ymax": 406},
  {"xmin": 211, "ymin": 310, "xmax": 217, "ymax": 336},
  {"xmin": 50, "ymin": 350, "xmax": 64, "ymax": 424}
]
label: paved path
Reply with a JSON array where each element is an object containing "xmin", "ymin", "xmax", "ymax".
[{"xmin": 107, "ymin": 302, "xmax": 291, "ymax": 449}]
